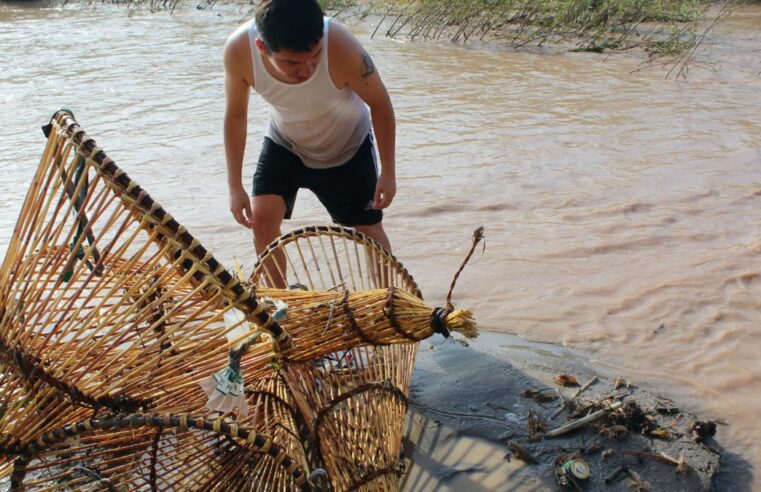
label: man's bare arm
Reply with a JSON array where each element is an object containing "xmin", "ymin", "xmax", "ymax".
[
  {"xmin": 223, "ymin": 31, "xmax": 254, "ymax": 227},
  {"xmin": 330, "ymin": 22, "xmax": 397, "ymax": 209}
]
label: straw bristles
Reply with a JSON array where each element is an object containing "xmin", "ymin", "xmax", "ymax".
[
  {"xmin": 258, "ymin": 287, "xmax": 476, "ymax": 356},
  {"xmin": 444, "ymin": 309, "xmax": 478, "ymax": 338}
]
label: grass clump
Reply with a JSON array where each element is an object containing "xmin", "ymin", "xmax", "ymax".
[{"xmin": 371, "ymin": 0, "xmax": 732, "ymax": 63}]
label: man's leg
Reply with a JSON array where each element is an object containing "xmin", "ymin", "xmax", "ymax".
[
  {"xmin": 355, "ymin": 222, "xmax": 391, "ymax": 253},
  {"xmin": 355, "ymin": 222, "xmax": 391, "ymax": 289},
  {"xmin": 251, "ymin": 194, "xmax": 288, "ymax": 288}
]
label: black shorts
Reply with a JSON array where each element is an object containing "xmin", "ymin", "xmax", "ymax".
[{"xmin": 252, "ymin": 134, "xmax": 383, "ymax": 227}]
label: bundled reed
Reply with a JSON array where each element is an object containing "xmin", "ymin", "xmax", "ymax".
[{"xmin": 252, "ymin": 286, "xmax": 476, "ymax": 361}]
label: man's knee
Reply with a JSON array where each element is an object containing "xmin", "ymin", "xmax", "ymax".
[
  {"xmin": 251, "ymin": 211, "xmax": 281, "ymax": 234},
  {"xmin": 251, "ymin": 195, "xmax": 285, "ymax": 234},
  {"xmin": 355, "ymin": 222, "xmax": 382, "ymax": 235},
  {"xmin": 355, "ymin": 222, "xmax": 391, "ymax": 252}
]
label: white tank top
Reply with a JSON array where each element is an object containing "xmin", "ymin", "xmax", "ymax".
[{"xmin": 248, "ymin": 17, "xmax": 371, "ymax": 169}]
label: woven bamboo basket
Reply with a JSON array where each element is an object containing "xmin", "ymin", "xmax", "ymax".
[
  {"xmin": 0, "ymin": 111, "xmax": 277, "ymax": 431},
  {"xmin": 0, "ymin": 110, "xmax": 481, "ymax": 490},
  {"xmin": 0, "ymin": 110, "xmax": 317, "ymax": 489},
  {"xmin": 246, "ymin": 227, "xmax": 479, "ymax": 491}
]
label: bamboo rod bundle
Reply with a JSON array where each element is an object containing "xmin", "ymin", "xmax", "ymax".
[
  {"xmin": 252, "ymin": 286, "xmax": 476, "ymax": 362},
  {"xmin": 6, "ymin": 413, "xmax": 310, "ymax": 491}
]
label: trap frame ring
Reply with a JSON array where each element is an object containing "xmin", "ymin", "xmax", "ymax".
[
  {"xmin": 251, "ymin": 225, "xmax": 423, "ymax": 300},
  {"xmin": 7, "ymin": 412, "xmax": 312, "ymax": 491}
]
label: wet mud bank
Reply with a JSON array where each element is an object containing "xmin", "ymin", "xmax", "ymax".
[{"xmin": 402, "ymin": 332, "xmax": 747, "ymax": 491}]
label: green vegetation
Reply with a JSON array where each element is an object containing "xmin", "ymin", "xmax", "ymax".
[{"xmin": 369, "ymin": 0, "xmax": 729, "ymax": 58}]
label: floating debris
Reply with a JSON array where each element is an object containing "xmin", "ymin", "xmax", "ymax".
[
  {"xmin": 599, "ymin": 424, "xmax": 628, "ymax": 440},
  {"xmin": 649, "ymin": 428, "xmax": 671, "ymax": 440},
  {"xmin": 614, "ymin": 376, "xmax": 631, "ymax": 389},
  {"xmin": 605, "ymin": 465, "xmax": 631, "ymax": 484},
  {"xmin": 547, "ymin": 401, "xmax": 624, "ymax": 438},
  {"xmin": 549, "ymin": 375, "xmax": 599, "ymax": 421},
  {"xmin": 692, "ymin": 421, "xmax": 718, "ymax": 442},
  {"xmin": 554, "ymin": 373, "xmax": 580, "ymax": 387},
  {"xmin": 623, "ymin": 449, "xmax": 692, "ymax": 475},
  {"xmin": 554, "ymin": 454, "xmax": 591, "ymax": 489},
  {"xmin": 507, "ymin": 440, "xmax": 537, "ymax": 464},
  {"xmin": 521, "ymin": 388, "xmax": 557, "ymax": 403},
  {"xmin": 627, "ymin": 468, "xmax": 652, "ymax": 491},
  {"xmin": 527, "ymin": 410, "xmax": 548, "ymax": 434}
]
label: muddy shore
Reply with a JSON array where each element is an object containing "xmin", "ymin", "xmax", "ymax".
[{"xmin": 402, "ymin": 332, "xmax": 749, "ymax": 491}]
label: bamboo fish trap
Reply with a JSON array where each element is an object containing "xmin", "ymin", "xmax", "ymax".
[
  {"xmin": 0, "ymin": 110, "xmax": 315, "ymax": 489},
  {"xmin": 239, "ymin": 227, "xmax": 481, "ymax": 491},
  {"xmin": 0, "ymin": 110, "xmax": 481, "ymax": 491}
]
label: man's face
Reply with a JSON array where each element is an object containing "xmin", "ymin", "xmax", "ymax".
[{"xmin": 256, "ymin": 38, "xmax": 323, "ymax": 84}]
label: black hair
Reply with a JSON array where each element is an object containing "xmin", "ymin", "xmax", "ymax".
[{"xmin": 255, "ymin": 0, "xmax": 324, "ymax": 53}]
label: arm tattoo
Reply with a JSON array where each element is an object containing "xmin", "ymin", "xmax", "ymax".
[{"xmin": 360, "ymin": 51, "xmax": 376, "ymax": 83}]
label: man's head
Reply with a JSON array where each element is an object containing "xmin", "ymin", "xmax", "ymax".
[{"xmin": 255, "ymin": 0, "xmax": 324, "ymax": 83}]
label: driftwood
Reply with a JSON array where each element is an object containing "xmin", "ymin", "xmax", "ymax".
[
  {"xmin": 623, "ymin": 449, "xmax": 691, "ymax": 475},
  {"xmin": 546, "ymin": 401, "xmax": 623, "ymax": 438},
  {"xmin": 549, "ymin": 375, "xmax": 599, "ymax": 421}
]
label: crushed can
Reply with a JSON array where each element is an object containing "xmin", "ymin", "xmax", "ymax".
[
  {"xmin": 562, "ymin": 458, "xmax": 591, "ymax": 480},
  {"xmin": 555, "ymin": 457, "xmax": 591, "ymax": 488}
]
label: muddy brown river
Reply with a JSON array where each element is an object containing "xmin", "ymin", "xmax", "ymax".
[{"xmin": 1, "ymin": 2, "xmax": 760, "ymax": 489}]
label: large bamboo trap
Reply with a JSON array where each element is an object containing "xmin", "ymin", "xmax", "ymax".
[{"xmin": 0, "ymin": 110, "xmax": 480, "ymax": 491}]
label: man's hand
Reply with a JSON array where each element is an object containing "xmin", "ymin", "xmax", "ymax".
[
  {"xmin": 372, "ymin": 172, "xmax": 396, "ymax": 209},
  {"xmin": 229, "ymin": 185, "xmax": 253, "ymax": 228}
]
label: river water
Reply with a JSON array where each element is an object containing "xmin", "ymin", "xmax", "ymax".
[{"xmin": 1, "ymin": 2, "xmax": 760, "ymax": 488}]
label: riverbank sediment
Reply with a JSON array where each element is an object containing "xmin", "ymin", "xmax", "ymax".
[{"xmin": 404, "ymin": 332, "xmax": 740, "ymax": 491}]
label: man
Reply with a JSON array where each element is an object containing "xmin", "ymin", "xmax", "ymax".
[{"xmin": 224, "ymin": 0, "xmax": 396, "ymax": 270}]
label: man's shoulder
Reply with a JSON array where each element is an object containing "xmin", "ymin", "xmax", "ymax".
[
  {"xmin": 327, "ymin": 19, "xmax": 363, "ymax": 65},
  {"xmin": 225, "ymin": 21, "xmax": 253, "ymax": 66},
  {"xmin": 226, "ymin": 20, "xmax": 253, "ymax": 52},
  {"xmin": 224, "ymin": 21, "xmax": 254, "ymax": 86}
]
